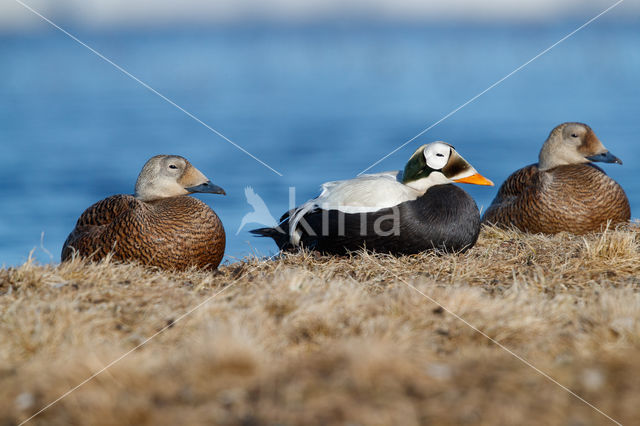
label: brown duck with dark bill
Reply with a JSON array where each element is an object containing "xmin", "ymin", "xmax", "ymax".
[
  {"xmin": 61, "ymin": 155, "xmax": 226, "ymax": 270},
  {"xmin": 483, "ymin": 122, "xmax": 630, "ymax": 234}
]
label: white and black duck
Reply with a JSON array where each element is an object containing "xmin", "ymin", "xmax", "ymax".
[{"xmin": 251, "ymin": 142, "xmax": 493, "ymax": 255}]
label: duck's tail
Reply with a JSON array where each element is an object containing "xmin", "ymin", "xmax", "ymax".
[{"xmin": 249, "ymin": 225, "xmax": 291, "ymax": 251}]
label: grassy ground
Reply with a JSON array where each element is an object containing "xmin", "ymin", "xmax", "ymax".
[{"xmin": 1, "ymin": 225, "xmax": 640, "ymax": 425}]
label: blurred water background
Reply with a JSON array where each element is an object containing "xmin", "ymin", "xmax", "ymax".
[{"xmin": 1, "ymin": 2, "xmax": 639, "ymax": 266}]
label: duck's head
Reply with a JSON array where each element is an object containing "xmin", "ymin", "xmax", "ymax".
[
  {"xmin": 538, "ymin": 122, "xmax": 622, "ymax": 171},
  {"xmin": 401, "ymin": 142, "xmax": 493, "ymax": 192},
  {"xmin": 134, "ymin": 155, "xmax": 226, "ymax": 201}
]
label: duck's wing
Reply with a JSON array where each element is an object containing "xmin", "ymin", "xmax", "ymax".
[
  {"xmin": 285, "ymin": 171, "xmax": 421, "ymax": 246},
  {"xmin": 312, "ymin": 171, "xmax": 417, "ymax": 213},
  {"xmin": 482, "ymin": 164, "xmax": 540, "ymax": 225},
  {"xmin": 491, "ymin": 164, "xmax": 539, "ymax": 201},
  {"xmin": 250, "ymin": 171, "xmax": 413, "ymax": 249},
  {"xmin": 61, "ymin": 195, "xmax": 138, "ymax": 260},
  {"xmin": 72, "ymin": 195, "xmax": 138, "ymax": 227}
]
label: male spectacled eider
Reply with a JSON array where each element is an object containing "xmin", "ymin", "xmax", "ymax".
[
  {"xmin": 251, "ymin": 142, "xmax": 494, "ymax": 255},
  {"xmin": 61, "ymin": 155, "xmax": 227, "ymax": 271},
  {"xmin": 482, "ymin": 122, "xmax": 630, "ymax": 234}
]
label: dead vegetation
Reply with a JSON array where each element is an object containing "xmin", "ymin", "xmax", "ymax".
[{"xmin": 1, "ymin": 224, "xmax": 640, "ymax": 425}]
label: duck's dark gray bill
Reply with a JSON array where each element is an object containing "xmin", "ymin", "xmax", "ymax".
[
  {"xmin": 186, "ymin": 181, "xmax": 226, "ymax": 195},
  {"xmin": 586, "ymin": 151, "xmax": 622, "ymax": 165}
]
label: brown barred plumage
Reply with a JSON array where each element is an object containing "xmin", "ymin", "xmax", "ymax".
[
  {"xmin": 61, "ymin": 155, "xmax": 226, "ymax": 270},
  {"xmin": 483, "ymin": 123, "xmax": 630, "ymax": 234},
  {"xmin": 61, "ymin": 194, "xmax": 225, "ymax": 270},
  {"xmin": 482, "ymin": 123, "xmax": 631, "ymax": 234}
]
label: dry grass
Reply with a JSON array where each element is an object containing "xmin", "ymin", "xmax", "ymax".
[{"xmin": 2, "ymin": 224, "xmax": 640, "ymax": 425}]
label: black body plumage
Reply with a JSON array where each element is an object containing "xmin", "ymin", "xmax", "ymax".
[{"xmin": 251, "ymin": 184, "xmax": 481, "ymax": 255}]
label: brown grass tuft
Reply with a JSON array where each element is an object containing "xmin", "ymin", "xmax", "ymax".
[{"xmin": 2, "ymin": 225, "xmax": 640, "ymax": 425}]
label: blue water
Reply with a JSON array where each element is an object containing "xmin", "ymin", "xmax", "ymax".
[{"xmin": 1, "ymin": 22, "xmax": 639, "ymax": 267}]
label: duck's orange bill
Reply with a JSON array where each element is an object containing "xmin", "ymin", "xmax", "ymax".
[{"xmin": 454, "ymin": 173, "xmax": 494, "ymax": 186}]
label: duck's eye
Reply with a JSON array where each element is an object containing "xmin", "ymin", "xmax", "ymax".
[
  {"xmin": 169, "ymin": 164, "xmax": 178, "ymax": 169},
  {"xmin": 436, "ymin": 153, "xmax": 445, "ymax": 157},
  {"xmin": 571, "ymin": 133, "xmax": 578, "ymax": 138}
]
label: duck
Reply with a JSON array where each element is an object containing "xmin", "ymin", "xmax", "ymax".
[
  {"xmin": 482, "ymin": 122, "xmax": 630, "ymax": 234},
  {"xmin": 61, "ymin": 155, "xmax": 226, "ymax": 270},
  {"xmin": 250, "ymin": 142, "xmax": 494, "ymax": 255}
]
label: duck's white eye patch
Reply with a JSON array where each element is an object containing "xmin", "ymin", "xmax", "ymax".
[{"xmin": 424, "ymin": 143, "xmax": 451, "ymax": 170}]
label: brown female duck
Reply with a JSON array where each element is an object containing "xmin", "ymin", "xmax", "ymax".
[
  {"xmin": 482, "ymin": 122, "xmax": 630, "ymax": 234},
  {"xmin": 61, "ymin": 155, "xmax": 226, "ymax": 270}
]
